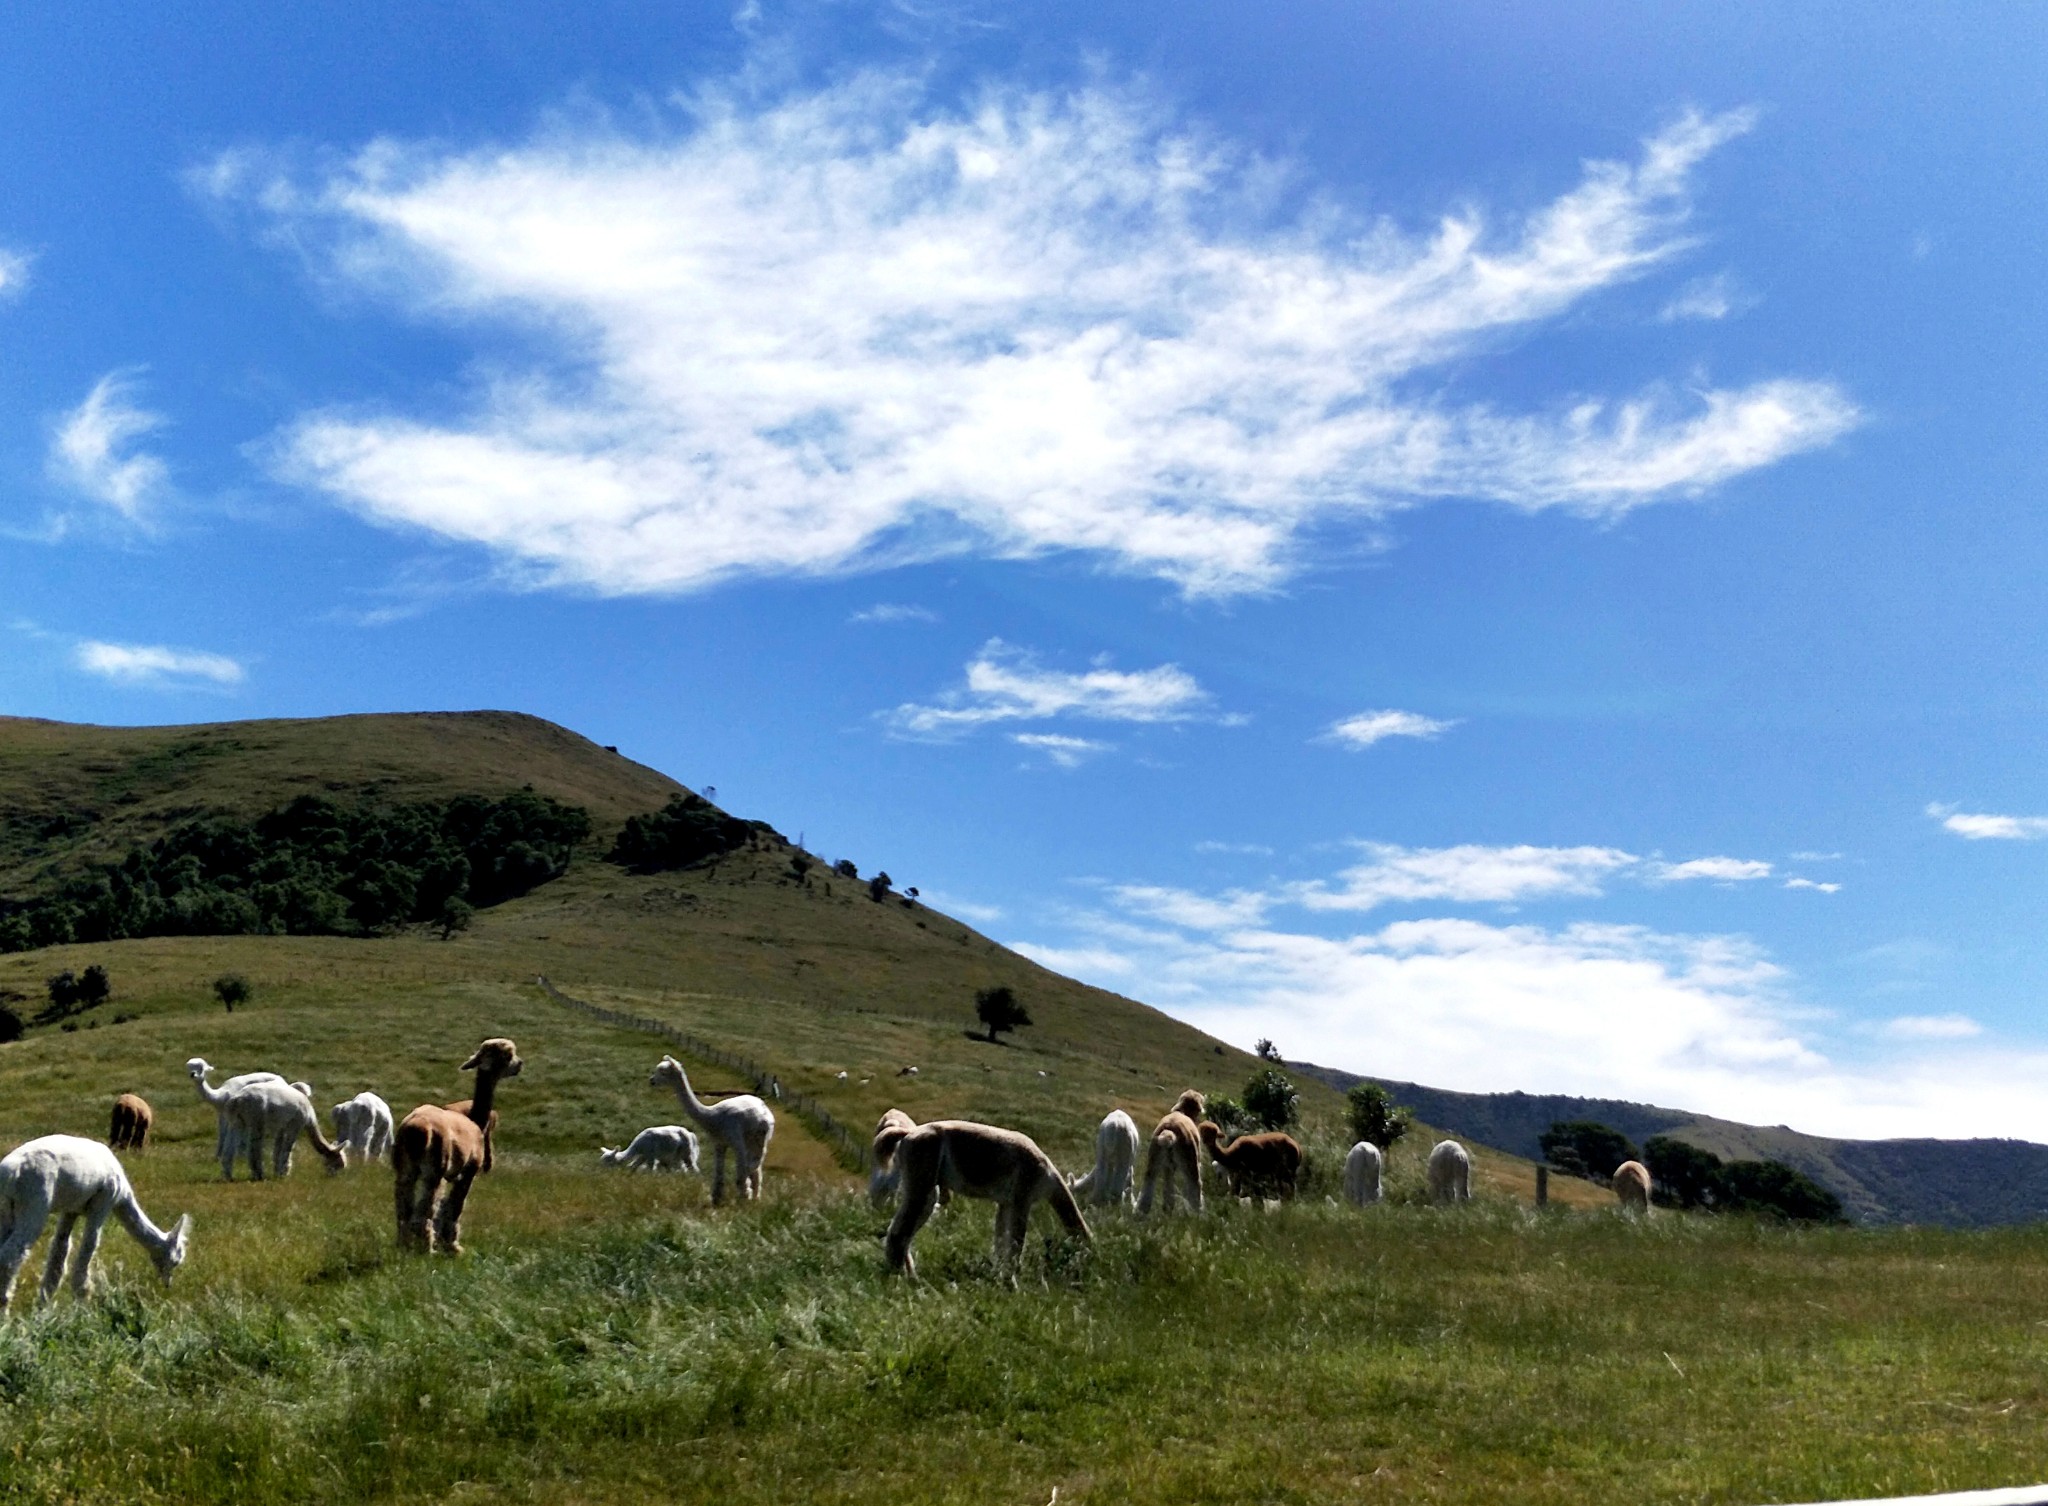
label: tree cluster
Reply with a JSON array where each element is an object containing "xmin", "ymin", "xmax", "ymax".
[
  {"xmin": 1643, "ymin": 1134, "xmax": 1845, "ymax": 1222},
  {"xmin": 1539, "ymin": 1120, "xmax": 1642, "ymax": 1182},
  {"xmin": 0, "ymin": 791, "xmax": 592, "ymax": 953},
  {"xmin": 607, "ymin": 794, "xmax": 769, "ymax": 872},
  {"xmin": 1345, "ymin": 1082, "xmax": 1413, "ymax": 1151}
]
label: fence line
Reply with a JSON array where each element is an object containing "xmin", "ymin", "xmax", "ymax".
[{"xmin": 534, "ymin": 974, "xmax": 869, "ymax": 1173}]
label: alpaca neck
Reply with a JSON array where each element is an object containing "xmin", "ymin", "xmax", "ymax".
[
  {"xmin": 192, "ymin": 1071, "xmax": 227, "ymax": 1108},
  {"xmin": 465, "ymin": 1069, "xmax": 504, "ymax": 1129},
  {"xmin": 669, "ymin": 1068, "xmax": 713, "ymax": 1124},
  {"xmin": 113, "ymin": 1195, "xmax": 176, "ymax": 1262}
]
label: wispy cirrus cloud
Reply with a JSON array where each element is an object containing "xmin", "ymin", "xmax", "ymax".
[
  {"xmin": 1881, "ymin": 1013, "xmax": 1981, "ymax": 1041},
  {"xmin": 1658, "ymin": 271, "xmax": 1752, "ymax": 322},
  {"xmin": 1783, "ymin": 877, "xmax": 1841, "ymax": 894},
  {"xmin": 850, "ymin": 602, "xmax": 938, "ymax": 625},
  {"xmin": 213, "ymin": 82, "xmax": 1856, "ymax": 598},
  {"xmin": 1322, "ymin": 709, "xmax": 1456, "ymax": 749},
  {"xmin": 1652, "ymin": 855, "xmax": 1773, "ymax": 883},
  {"xmin": 888, "ymin": 640, "xmax": 1212, "ymax": 738},
  {"xmin": 0, "ymin": 247, "xmax": 29, "ymax": 298},
  {"xmin": 1926, "ymin": 802, "xmax": 2048, "ymax": 840},
  {"xmin": 74, "ymin": 639, "xmax": 245, "ymax": 688},
  {"xmin": 1011, "ymin": 732, "xmax": 1114, "ymax": 768},
  {"xmin": 49, "ymin": 372, "xmax": 169, "ymax": 518}
]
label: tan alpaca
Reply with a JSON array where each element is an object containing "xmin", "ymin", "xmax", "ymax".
[
  {"xmin": 1612, "ymin": 1159, "xmax": 1652, "ymax": 1214},
  {"xmin": 1197, "ymin": 1122, "xmax": 1302, "ymax": 1200},
  {"xmin": 884, "ymin": 1120, "xmax": 1090, "ymax": 1278},
  {"xmin": 1170, "ymin": 1089, "xmax": 1206, "ymax": 1123},
  {"xmin": 1137, "ymin": 1110, "xmax": 1204, "ymax": 1215},
  {"xmin": 869, "ymin": 1108, "xmax": 949, "ymax": 1211},
  {"xmin": 107, "ymin": 1094, "xmax": 152, "ymax": 1152},
  {"xmin": 392, "ymin": 1039, "xmax": 522, "ymax": 1253}
]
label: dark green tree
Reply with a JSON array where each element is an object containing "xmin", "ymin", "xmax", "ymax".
[
  {"xmin": 77, "ymin": 965, "xmax": 111, "ymax": 1007},
  {"xmin": 1254, "ymin": 1037, "xmax": 1282, "ymax": 1063},
  {"xmin": 1644, "ymin": 1135, "xmax": 1724, "ymax": 1209},
  {"xmin": 1242, "ymin": 1067, "xmax": 1299, "ymax": 1131},
  {"xmin": 435, "ymin": 896, "xmax": 475, "ymax": 941},
  {"xmin": 0, "ymin": 1005, "xmax": 22, "ymax": 1044},
  {"xmin": 1718, "ymin": 1159, "xmax": 1845, "ymax": 1222},
  {"xmin": 1345, "ymin": 1081, "xmax": 1413, "ymax": 1151},
  {"xmin": 1205, "ymin": 1094, "xmax": 1255, "ymax": 1136},
  {"xmin": 868, "ymin": 871, "xmax": 893, "ymax": 902},
  {"xmin": 1539, "ymin": 1120, "xmax": 1641, "ymax": 1181},
  {"xmin": 834, "ymin": 859, "xmax": 859, "ymax": 880},
  {"xmin": 213, "ymin": 973, "xmax": 252, "ymax": 1013},
  {"xmin": 44, "ymin": 971, "xmax": 80, "ymax": 1016},
  {"xmin": 975, "ymin": 984, "xmax": 1032, "ymax": 1043}
]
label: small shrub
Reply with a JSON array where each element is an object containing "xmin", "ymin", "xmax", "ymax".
[
  {"xmin": 213, "ymin": 973, "xmax": 253, "ymax": 1012},
  {"xmin": 1242, "ymin": 1067, "xmax": 1299, "ymax": 1131},
  {"xmin": 833, "ymin": 859, "xmax": 859, "ymax": 880},
  {"xmin": 0, "ymin": 1006, "xmax": 21, "ymax": 1044},
  {"xmin": 77, "ymin": 965, "xmax": 110, "ymax": 1007},
  {"xmin": 1345, "ymin": 1082, "xmax": 1412, "ymax": 1151}
]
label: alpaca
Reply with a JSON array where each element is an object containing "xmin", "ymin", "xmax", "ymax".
[
  {"xmin": 1343, "ymin": 1141, "xmax": 1384, "ymax": 1206},
  {"xmin": 883, "ymin": 1120, "xmax": 1090, "ymax": 1279},
  {"xmin": 1612, "ymin": 1159, "xmax": 1652, "ymax": 1214},
  {"xmin": 600, "ymin": 1125, "xmax": 700, "ymax": 1172},
  {"xmin": 187, "ymin": 1059, "xmax": 289, "ymax": 1172},
  {"xmin": 223, "ymin": 1079, "xmax": 346, "ymax": 1180},
  {"xmin": 392, "ymin": 1038, "xmax": 522, "ymax": 1253},
  {"xmin": 1197, "ymin": 1122, "xmax": 1303, "ymax": 1200},
  {"xmin": 1137, "ymin": 1111, "xmax": 1204, "ymax": 1215},
  {"xmin": 1069, "ymin": 1109, "xmax": 1141, "ymax": 1209},
  {"xmin": 330, "ymin": 1091, "xmax": 395, "ymax": 1164},
  {"xmin": 1170, "ymin": 1088, "xmax": 1206, "ymax": 1122},
  {"xmin": 1427, "ymin": 1139, "xmax": 1472, "ymax": 1204},
  {"xmin": 108, "ymin": 1094, "xmax": 152, "ymax": 1152},
  {"xmin": 0, "ymin": 1136, "xmax": 191, "ymax": 1310},
  {"xmin": 650, "ymin": 1056, "xmax": 775, "ymax": 1205},
  {"xmin": 869, "ymin": 1108, "xmax": 955, "ymax": 1211}
]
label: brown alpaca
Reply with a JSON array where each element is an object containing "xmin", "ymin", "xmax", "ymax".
[
  {"xmin": 869, "ymin": 1108, "xmax": 950, "ymax": 1210},
  {"xmin": 107, "ymin": 1094, "xmax": 152, "ymax": 1152},
  {"xmin": 1197, "ymin": 1122, "xmax": 1302, "ymax": 1200},
  {"xmin": 1612, "ymin": 1159, "xmax": 1652, "ymax": 1214},
  {"xmin": 391, "ymin": 1039, "xmax": 522, "ymax": 1253},
  {"xmin": 1137, "ymin": 1110, "xmax": 1204, "ymax": 1215},
  {"xmin": 1170, "ymin": 1088, "xmax": 1206, "ymax": 1123},
  {"xmin": 884, "ymin": 1120, "xmax": 1090, "ymax": 1279}
]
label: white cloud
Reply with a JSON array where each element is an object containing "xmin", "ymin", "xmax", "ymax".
[
  {"xmin": 850, "ymin": 602, "xmax": 939, "ymax": 624},
  {"xmin": 1789, "ymin": 850, "xmax": 1844, "ymax": 862},
  {"xmin": 1194, "ymin": 840, "xmax": 1273, "ymax": 856},
  {"xmin": 1323, "ymin": 709, "xmax": 1456, "ymax": 749},
  {"xmin": 1011, "ymin": 732, "xmax": 1113, "ymax": 768},
  {"xmin": 1295, "ymin": 841, "xmax": 1638, "ymax": 912},
  {"xmin": 1653, "ymin": 855, "xmax": 1773, "ymax": 883},
  {"xmin": 1658, "ymin": 271, "xmax": 1751, "ymax": 322},
  {"xmin": 1014, "ymin": 888, "xmax": 2048, "ymax": 1141},
  {"xmin": 50, "ymin": 372, "xmax": 169, "ymax": 517},
  {"xmin": 1783, "ymin": 877, "xmax": 1841, "ymax": 894},
  {"xmin": 919, "ymin": 890, "xmax": 1005, "ymax": 924},
  {"xmin": 1927, "ymin": 802, "xmax": 2048, "ymax": 840},
  {"xmin": 889, "ymin": 639, "xmax": 1211, "ymax": 738},
  {"xmin": 1881, "ymin": 1014, "xmax": 1981, "ymax": 1041},
  {"xmin": 0, "ymin": 247, "xmax": 28, "ymax": 298},
  {"xmin": 219, "ymin": 84, "xmax": 1858, "ymax": 597},
  {"xmin": 73, "ymin": 640, "xmax": 245, "ymax": 687}
]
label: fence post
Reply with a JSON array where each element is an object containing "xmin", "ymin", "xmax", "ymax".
[{"xmin": 1536, "ymin": 1165, "xmax": 1549, "ymax": 1208}]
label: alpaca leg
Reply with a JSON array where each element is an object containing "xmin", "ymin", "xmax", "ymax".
[
  {"xmin": 885, "ymin": 1182, "xmax": 940, "ymax": 1277},
  {"xmin": 414, "ymin": 1166, "xmax": 446, "ymax": 1250},
  {"xmin": 434, "ymin": 1171, "xmax": 476, "ymax": 1255},
  {"xmin": 40, "ymin": 1214, "xmax": 76, "ymax": 1303},
  {"xmin": 0, "ymin": 1189, "xmax": 48, "ymax": 1311},
  {"xmin": 246, "ymin": 1126, "xmax": 266, "ymax": 1182},
  {"xmin": 711, "ymin": 1145, "xmax": 729, "ymax": 1206},
  {"xmin": 394, "ymin": 1164, "xmax": 424, "ymax": 1249},
  {"xmin": 67, "ymin": 1209, "xmax": 108, "ymax": 1298}
]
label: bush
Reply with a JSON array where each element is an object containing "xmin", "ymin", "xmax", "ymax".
[
  {"xmin": 1242, "ymin": 1067, "xmax": 1299, "ymax": 1131},
  {"xmin": 45, "ymin": 970, "xmax": 80, "ymax": 1014},
  {"xmin": 1205, "ymin": 1095, "xmax": 1255, "ymax": 1136},
  {"xmin": 867, "ymin": 871, "xmax": 893, "ymax": 902},
  {"xmin": 0, "ymin": 1006, "xmax": 21, "ymax": 1044},
  {"xmin": 974, "ymin": 985, "xmax": 1031, "ymax": 1043},
  {"xmin": 833, "ymin": 859, "xmax": 859, "ymax": 880},
  {"xmin": 1540, "ymin": 1120, "xmax": 1640, "ymax": 1181},
  {"xmin": 1644, "ymin": 1135, "xmax": 1724, "ymax": 1209},
  {"xmin": 213, "ymin": 973, "xmax": 252, "ymax": 1013},
  {"xmin": 1345, "ymin": 1082, "xmax": 1412, "ymax": 1151},
  {"xmin": 607, "ymin": 795, "xmax": 755, "ymax": 873},
  {"xmin": 77, "ymin": 965, "xmax": 110, "ymax": 1007},
  {"xmin": 1718, "ymin": 1159, "xmax": 1845, "ymax": 1223}
]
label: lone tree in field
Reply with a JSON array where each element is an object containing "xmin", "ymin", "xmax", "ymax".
[
  {"xmin": 77, "ymin": 965, "xmax": 111, "ymax": 1008},
  {"xmin": 435, "ymin": 896, "xmax": 474, "ymax": 941},
  {"xmin": 1243, "ymin": 1066, "xmax": 1299, "ymax": 1131},
  {"xmin": 0, "ymin": 1004, "xmax": 22, "ymax": 1044},
  {"xmin": 1345, "ymin": 1081, "xmax": 1412, "ymax": 1151},
  {"xmin": 975, "ymin": 985, "xmax": 1032, "ymax": 1043},
  {"xmin": 1254, "ymin": 1037, "xmax": 1283, "ymax": 1063},
  {"xmin": 212, "ymin": 973, "xmax": 252, "ymax": 1013},
  {"xmin": 1540, "ymin": 1120, "xmax": 1640, "ymax": 1181}
]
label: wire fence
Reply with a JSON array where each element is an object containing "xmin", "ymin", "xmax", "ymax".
[{"xmin": 534, "ymin": 974, "xmax": 869, "ymax": 1173}]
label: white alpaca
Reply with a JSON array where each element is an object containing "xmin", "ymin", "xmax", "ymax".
[
  {"xmin": 1427, "ymin": 1139, "xmax": 1471, "ymax": 1204},
  {"xmin": 187, "ymin": 1058, "xmax": 288, "ymax": 1172},
  {"xmin": 649, "ymin": 1056, "xmax": 775, "ymax": 1204},
  {"xmin": 331, "ymin": 1092, "xmax": 395, "ymax": 1164},
  {"xmin": 1343, "ymin": 1141, "xmax": 1384, "ymax": 1206},
  {"xmin": 1070, "ymin": 1109, "xmax": 1142, "ymax": 1209},
  {"xmin": 600, "ymin": 1125, "xmax": 700, "ymax": 1172},
  {"xmin": 0, "ymin": 1136, "xmax": 191, "ymax": 1309}
]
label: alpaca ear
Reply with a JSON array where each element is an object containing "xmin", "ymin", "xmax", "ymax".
[{"xmin": 459, "ymin": 1050, "xmax": 483, "ymax": 1070}]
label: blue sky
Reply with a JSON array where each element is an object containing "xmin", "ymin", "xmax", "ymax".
[{"xmin": 4, "ymin": 2, "xmax": 2047, "ymax": 1140}]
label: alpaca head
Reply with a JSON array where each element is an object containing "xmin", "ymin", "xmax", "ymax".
[
  {"xmin": 649, "ymin": 1056, "xmax": 687, "ymax": 1091},
  {"xmin": 599, "ymin": 1146, "xmax": 622, "ymax": 1165},
  {"xmin": 157, "ymin": 1214, "xmax": 193, "ymax": 1282},
  {"xmin": 290, "ymin": 1081, "xmax": 313, "ymax": 1100},
  {"xmin": 1171, "ymin": 1089, "xmax": 1206, "ymax": 1122},
  {"xmin": 185, "ymin": 1057, "xmax": 212, "ymax": 1082},
  {"xmin": 460, "ymin": 1038, "xmax": 522, "ymax": 1078},
  {"xmin": 1196, "ymin": 1121, "xmax": 1225, "ymax": 1151}
]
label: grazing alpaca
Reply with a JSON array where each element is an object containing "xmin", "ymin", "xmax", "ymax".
[
  {"xmin": 1427, "ymin": 1139, "xmax": 1472, "ymax": 1204},
  {"xmin": 223, "ymin": 1079, "xmax": 346, "ymax": 1180},
  {"xmin": 1137, "ymin": 1110, "xmax": 1204, "ymax": 1215},
  {"xmin": 1070, "ymin": 1109, "xmax": 1142, "ymax": 1209},
  {"xmin": 1612, "ymin": 1159, "xmax": 1652, "ymax": 1214},
  {"xmin": 330, "ymin": 1091, "xmax": 394, "ymax": 1164},
  {"xmin": 649, "ymin": 1056, "xmax": 775, "ymax": 1205},
  {"xmin": 1197, "ymin": 1122, "xmax": 1303, "ymax": 1200},
  {"xmin": 187, "ymin": 1059, "xmax": 288, "ymax": 1172},
  {"xmin": 869, "ymin": 1108, "xmax": 954, "ymax": 1211},
  {"xmin": 600, "ymin": 1125, "xmax": 700, "ymax": 1172},
  {"xmin": 392, "ymin": 1039, "xmax": 522, "ymax": 1253},
  {"xmin": 0, "ymin": 1135, "xmax": 191, "ymax": 1310},
  {"xmin": 108, "ymin": 1094, "xmax": 153, "ymax": 1152},
  {"xmin": 884, "ymin": 1120, "xmax": 1090, "ymax": 1279},
  {"xmin": 1343, "ymin": 1141, "xmax": 1384, "ymax": 1206}
]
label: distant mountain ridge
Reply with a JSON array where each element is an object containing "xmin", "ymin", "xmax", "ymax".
[{"xmin": 1291, "ymin": 1064, "xmax": 2048, "ymax": 1228}]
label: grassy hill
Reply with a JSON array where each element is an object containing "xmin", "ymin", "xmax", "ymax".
[
  {"xmin": 1297, "ymin": 1070, "xmax": 2048, "ymax": 1227},
  {"xmin": 3, "ymin": 711, "xmax": 2046, "ymax": 1503}
]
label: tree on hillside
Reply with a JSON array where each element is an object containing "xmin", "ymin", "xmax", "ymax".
[
  {"xmin": 1243, "ymin": 1067, "xmax": 1299, "ymax": 1131},
  {"xmin": 435, "ymin": 896, "xmax": 474, "ymax": 941},
  {"xmin": 834, "ymin": 859, "xmax": 859, "ymax": 880},
  {"xmin": 1205, "ymin": 1094, "xmax": 1255, "ymax": 1136},
  {"xmin": 868, "ymin": 871, "xmax": 893, "ymax": 902},
  {"xmin": 1345, "ymin": 1081, "xmax": 1412, "ymax": 1151},
  {"xmin": 0, "ymin": 1005, "xmax": 22, "ymax": 1044},
  {"xmin": 1718, "ymin": 1159, "xmax": 1845, "ymax": 1223},
  {"xmin": 975, "ymin": 985, "xmax": 1032, "ymax": 1043},
  {"xmin": 213, "ymin": 973, "xmax": 252, "ymax": 1013},
  {"xmin": 77, "ymin": 965, "xmax": 111, "ymax": 1007},
  {"xmin": 1644, "ymin": 1135, "xmax": 1724, "ymax": 1210},
  {"xmin": 1539, "ymin": 1120, "xmax": 1640, "ymax": 1181},
  {"xmin": 1254, "ymin": 1038, "xmax": 1282, "ymax": 1063}
]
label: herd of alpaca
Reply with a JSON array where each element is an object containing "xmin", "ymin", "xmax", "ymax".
[{"xmin": 3, "ymin": 1032, "xmax": 1660, "ymax": 1309}]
